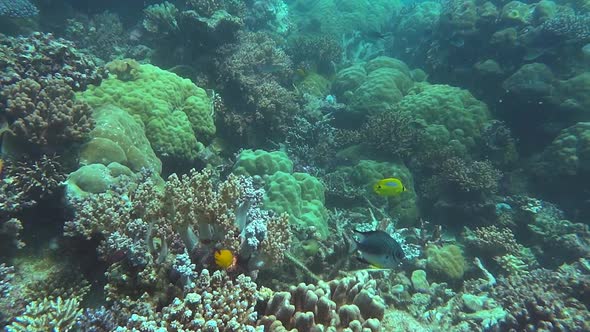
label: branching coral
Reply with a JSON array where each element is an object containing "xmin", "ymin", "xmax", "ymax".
[
  {"xmin": 441, "ymin": 158, "xmax": 502, "ymax": 196},
  {"xmin": 0, "ymin": 32, "xmax": 106, "ymax": 90},
  {"xmin": 491, "ymin": 268, "xmax": 590, "ymax": 331},
  {"xmin": 117, "ymin": 269, "xmax": 260, "ymax": 331},
  {"xmin": 6, "ymin": 297, "xmax": 83, "ymax": 332},
  {"xmin": 66, "ymin": 168, "xmax": 291, "ymax": 306},
  {"xmin": 0, "ymin": 263, "xmax": 14, "ymax": 298},
  {"xmin": 2, "ymin": 78, "xmax": 94, "ymax": 149},
  {"xmin": 361, "ymin": 109, "xmax": 420, "ymax": 160},
  {"xmin": 0, "ymin": 155, "xmax": 65, "ymax": 214}
]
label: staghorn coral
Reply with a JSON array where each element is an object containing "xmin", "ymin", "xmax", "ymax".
[
  {"xmin": 258, "ymin": 271, "xmax": 385, "ymax": 331},
  {"xmin": 117, "ymin": 269, "xmax": 261, "ymax": 331},
  {"xmin": 6, "ymin": 297, "xmax": 82, "ymax": 332},
  {"xmin": 0, "ymin": 32, "xmax": 106, "ymax": 90},
  {"xmin": 2, "ymin": 79, "xmax": 94, "ymax": 149},
  {"xmin": 0, "ymin": 155, "xmax": 65, "ymax": 214}
]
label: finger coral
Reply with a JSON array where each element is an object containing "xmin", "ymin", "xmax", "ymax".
[{"xmin": 258, "ymin": 272, "xmax": 385, "ymax": 331}]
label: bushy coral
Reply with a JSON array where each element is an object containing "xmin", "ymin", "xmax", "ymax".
[
  {"xmin": 0, "ymin": 32, "xmax": 106, "ymax": 90},
  {"xmin": 361, "ymin": 108, "xmax": 420, "ymax": 160},
  {"xmin": 1, "ymin": 155, "xmax": 65, "ymax": 214},
  {"xmin": 117, "ymin": 270, "xmax": 260, "ymax": 331},
  {"xmin": 217, "ymin": 31, "xmax": 298, "ymax": 142},
  {"xmin": 441, "ymin": 158, "xmax": 503, "ymax": 196},
  {"xmin": 0, "ymin": 0, "xmax": 38, "ymax": 17},
  {"xmin": 491, "ymin": 268, "xmax": 590, "ymax": 331},
  {"xmin": 142, "ymin": 1, "xmax": 179, "ymax": 34},
  {"xmin": 2, "ymin": 78, "xmax": 94, "ymax": 150}
]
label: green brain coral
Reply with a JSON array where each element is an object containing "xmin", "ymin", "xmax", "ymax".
[
  {"xmin": 79, "ymin": 63, "xmax": 215, "ymax": 161},
  {"xmin": 80, "ymin": 106, "xmax": 162, "ymax": 174},
  {"xmin": 332, "ymin": 57, "xmax": 414, "ymax": 113},
  {"xmin": 264, "ymin": 171, "xmax": 328, "ymax": 239},
  {"xmin": 396, "ymin": 83, "xmax": 491, "ymax": 156},
  {"xmin": 232, "ymin": 149, "xmax": 328, "ymax": 239},
  {"xmin": 232, "ymin": 149, "xmax": 293, "ymax": 177}
]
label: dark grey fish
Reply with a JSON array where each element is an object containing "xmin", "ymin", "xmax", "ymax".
[{"xmin": 353, "ymin": 230, "xmax": 405, "ymax": 268}]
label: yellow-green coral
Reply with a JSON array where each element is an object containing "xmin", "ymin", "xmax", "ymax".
[
  {"xmin": 426, "ymin": 244, "xmax": 466, "ymax": 281},
  {"xmin": 396, "ymin": 83, "xmax": 491, "ymax": 157},
  {"xmin": 79, "ymin": 63, "xmax": 215, "ymax": 161}
]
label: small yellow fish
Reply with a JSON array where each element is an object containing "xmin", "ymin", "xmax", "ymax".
[
  {"xmin": 373, "ymin": 178, "xmax": 406, "ymax": 196},
  {"xmin": 214, "ymin": 249, "xmax": 235, "ymax": 270}
]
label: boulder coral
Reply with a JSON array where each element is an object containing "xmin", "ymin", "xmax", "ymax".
[{"xmin": 79, "ymin": 63, "xmax": 215, "ymax": 161}]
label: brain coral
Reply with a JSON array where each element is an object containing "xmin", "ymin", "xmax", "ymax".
[
  {"xmin": 80, "ymin": 106, "xmax": 162, "ymax": 174},
  {"xmin": 79, "ymin": 63, "xmax": 215, "ymax": 161},
  {"xmin": 396, "ymin": 82, "xmax": 491, "ymax": 156},
  {"xmin": 332, "ymin": 57, "xmax": 414, "ymax": 113}
]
